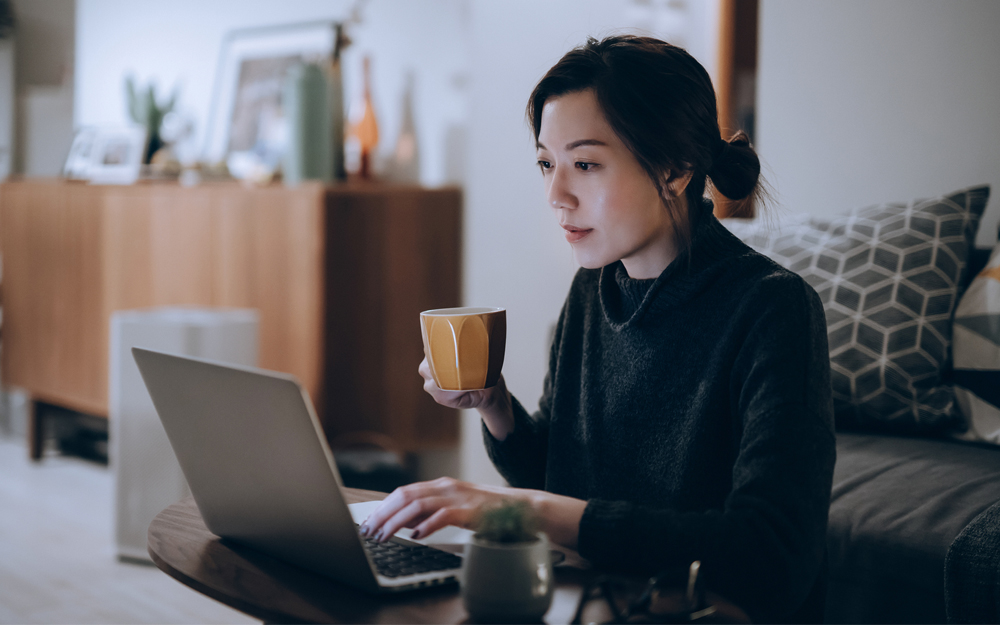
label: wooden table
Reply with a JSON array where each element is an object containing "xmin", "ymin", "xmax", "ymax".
[
  {"xmin": 148, "ymin": 489, "xmax": 751, "ymax": 624},
  {"xmin": 147, "ymin": 488, "xmax": 598, "ymax": 624}
]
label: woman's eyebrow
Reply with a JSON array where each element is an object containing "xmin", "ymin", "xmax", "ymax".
[
  {"xmin": 565, "ymin": 139, "xmax": 607, "ymax": 150},
  {"xmin": 535, "ymin": 139, "xmax": 608, "ymax": 151}
]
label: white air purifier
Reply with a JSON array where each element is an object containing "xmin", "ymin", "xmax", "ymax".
[{"xmin": 110, "ymin": 307, "xmax": 258, "ymax": 563}]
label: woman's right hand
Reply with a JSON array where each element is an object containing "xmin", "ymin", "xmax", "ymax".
[{"xmin": 418, "ymin": 358, "xmax": 515, "ymax": 440}]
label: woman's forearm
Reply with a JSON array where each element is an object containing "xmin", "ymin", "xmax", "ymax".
[{"xmin": 527, "ymin": 490, "xmax": 588, "ymax": 550}]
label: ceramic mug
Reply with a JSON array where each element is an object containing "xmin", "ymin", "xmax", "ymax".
[{"xmin": 420, "ymin": 307, "xmax": 506, "ymax": 391}]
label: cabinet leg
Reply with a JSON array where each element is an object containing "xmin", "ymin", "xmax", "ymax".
[{"xmin": 28, "ymin": 400, "xmax": 43, "ymax": 461}]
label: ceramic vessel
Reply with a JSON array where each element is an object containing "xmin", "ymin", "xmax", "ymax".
[
  {"xmin": 420, "ymin": 307, "xmax": 506, "ymax": 391},
  {"xmin": 461, "ymin": 532, "xmax": 553, "ymax": 623},
  {"xmin": 284, "ymin": 62, "xmax": 332, "ymax": 186}
]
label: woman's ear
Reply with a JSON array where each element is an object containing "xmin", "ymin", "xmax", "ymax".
[{"xmin": 664, "ymin": 169, "xmax": 694, "ymax": 199}]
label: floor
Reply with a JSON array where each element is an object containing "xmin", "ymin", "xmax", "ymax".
[{"xmin": 0, "ymin": 436, "xmax": 255, "ymax": 624}]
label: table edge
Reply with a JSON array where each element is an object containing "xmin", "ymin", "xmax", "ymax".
[{"xmin": 147, "ymin": 488, "xmax": 391, "ymax": 624}]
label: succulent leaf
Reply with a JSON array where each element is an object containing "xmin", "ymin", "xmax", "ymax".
[
  {"xmin": 474, "ymin": 500, "xmax": 539, "ymax": 543},
  {"xmin": 124, "ymin": 76, "xmax": 176, "ymax": 136},
  {"xmin": 125, "ymin": 76, "xmax": 143, "ymax": 125}
]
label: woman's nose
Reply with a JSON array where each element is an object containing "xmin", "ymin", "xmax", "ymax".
[{"xmin": 547, "ymin": 166, "xmax": 577, "ymax": 210}]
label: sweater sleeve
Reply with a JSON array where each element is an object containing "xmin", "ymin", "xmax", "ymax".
[
  {"xmin": 576, "ymin": 275, "xmax": 836, "ymax": 622},
  {"xmin": 481, "ymin": 391, "xmax": 550, "ymax": 489},
  {"xmin": 481, "ymin": 299, "xmax": 569, "ymax": 490}
]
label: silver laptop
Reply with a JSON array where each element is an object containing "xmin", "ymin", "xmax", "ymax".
[{"xmin": 132, "ymin": 347, "xmax": 462, "ymax": 593}]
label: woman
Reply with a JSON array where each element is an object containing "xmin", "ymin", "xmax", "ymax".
[{"xmin": 361, "ymin": 35, "xmax": 835, "ymax": 622}]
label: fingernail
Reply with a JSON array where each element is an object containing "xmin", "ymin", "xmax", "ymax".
[
  {"xmin": 360, "ymin": 523, "xmax": 370, "ymax": 536},
  {"xmin": 374, "ymin": 530, "xmax": 384, "ymax": 542}
]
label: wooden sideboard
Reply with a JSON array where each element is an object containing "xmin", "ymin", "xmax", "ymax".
[{"xmin": 0, "ymin": 179, "xmax": 461, "ymax": 459}]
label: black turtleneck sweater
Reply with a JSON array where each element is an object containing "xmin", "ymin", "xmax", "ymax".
[{"xmin": 483, "ymin": 213, "xmax": 835, "ymax": 622}]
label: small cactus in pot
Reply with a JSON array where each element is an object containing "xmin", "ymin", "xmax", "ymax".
[{"xmin": 462, "ymin": 500, "xmax": 553, "ymax": 623}]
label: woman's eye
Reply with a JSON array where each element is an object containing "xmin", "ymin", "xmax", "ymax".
[
  {"xmin": 576, "ymin": 162, "xmax": 597, "ymax": 171},
  {"xmin": 537, "ymin": 160, "xmax": 552, "ymax": 172}
]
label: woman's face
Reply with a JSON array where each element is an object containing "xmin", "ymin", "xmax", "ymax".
[{"xmin": 536, "ymin": 89, "xmax": 680, "ymax": 279}]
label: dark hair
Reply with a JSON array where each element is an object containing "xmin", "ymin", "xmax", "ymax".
[{"xmin": 527, "ymin": 35, "xmax": 762, "ymax": 251}]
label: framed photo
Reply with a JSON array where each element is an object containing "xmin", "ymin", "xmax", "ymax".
[
  {"xmin": 202, "ymin": 21, "xmax": 340, "ymax": 178},
  {"xmin": 63, "ymin": 127, "xmax": 99, "ymax": 180},
  {"xmin": 87, "ymin": 126, "xmax": 147, "ymax": 185}
]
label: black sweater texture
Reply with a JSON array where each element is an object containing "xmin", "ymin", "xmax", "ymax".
[{"xmin": 483, "ymin": 212, "xmax": 836, "ymax": 622}]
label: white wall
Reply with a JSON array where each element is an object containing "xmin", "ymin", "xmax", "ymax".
[
  {"xmin": 75, "ymin": 0, "xmax": 470, "ymax": 186},
  {"xmin": 757, "ymin": 0, "xmax": 1000, "ymax": 249}
]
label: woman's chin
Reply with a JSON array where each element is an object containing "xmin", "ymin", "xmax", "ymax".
[{"xmin": 572, "ymin": 252, "xmax": 613, "ymax": 270}]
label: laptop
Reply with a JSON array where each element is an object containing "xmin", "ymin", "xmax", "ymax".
[{"xmin": 131, "ymin": 347, "xmax": 462, "ymax": 593}]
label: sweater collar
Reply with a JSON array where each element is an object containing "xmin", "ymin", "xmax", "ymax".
[{"xmin": 599, "ymin": 202, "xmax": 751, "ymax": 329}]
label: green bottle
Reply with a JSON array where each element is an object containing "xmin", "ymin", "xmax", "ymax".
[
  {"xmin": 284, "ymin": 62, "xmax": 332, "ymax": 186},
  {"xmin": 328, "ymin": 59, "xmax": 346, "ymax": 181}
]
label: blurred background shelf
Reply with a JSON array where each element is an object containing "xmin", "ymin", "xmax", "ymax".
[{"xmin": 0, "ymin": 179, "xmax": 462, "ymax": 459}]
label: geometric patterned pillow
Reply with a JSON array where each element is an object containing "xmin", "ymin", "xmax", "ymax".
[
  {"xmin": 725, "ymin": 185, "xmax": 990, "ymax": 434},
  {"xmin": 952, "ymin": 241, "xmax": 1000, "ymax": 443}
]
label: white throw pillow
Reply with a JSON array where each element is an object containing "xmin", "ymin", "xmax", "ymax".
[{"xmin": 953, "ymin": 242, "xmax": 1000, "ymax": 443}]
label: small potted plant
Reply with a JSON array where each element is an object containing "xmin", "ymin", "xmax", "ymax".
[
  {"xmin": 462, "ymin": 500, "xmax": 554, "ymax": 623},
  {"xmin": 125, "ymin": 76, "xmax": 176, "ymax": 165}
]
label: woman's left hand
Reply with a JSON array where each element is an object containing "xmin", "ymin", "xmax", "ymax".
[{"xmin": 360, "ymin": 477, "xmax": 526, "ymax": 542}]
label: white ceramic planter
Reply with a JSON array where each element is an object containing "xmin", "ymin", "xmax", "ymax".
[{"xmin": 461, "ymin": 532, "xmax": 554, "ymax": 623}]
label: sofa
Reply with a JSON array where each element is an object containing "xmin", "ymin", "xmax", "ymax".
[
  {"xmin": 725, "ymin": 186, "xmax": 1000, "ymax": 623},
  {"xmin": 829, "ymin": 429, "xmax": 1000, "ymax": 623}
]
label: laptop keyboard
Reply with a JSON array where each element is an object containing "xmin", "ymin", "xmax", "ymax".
[{"xmin": 362, "ymin": 535, "xmax": 462, "ymax": 578}]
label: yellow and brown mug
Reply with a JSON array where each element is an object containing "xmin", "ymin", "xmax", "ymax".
[{"xmin": 420, "ymin": 307, "xmax": 506, "ymax": 391}]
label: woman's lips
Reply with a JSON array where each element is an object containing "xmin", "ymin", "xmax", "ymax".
[{"xmin": 563, "ymin": 226, "xmax": 594, "ymax": 243}]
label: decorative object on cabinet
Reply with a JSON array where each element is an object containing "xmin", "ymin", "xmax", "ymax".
[
  {"xmin": 203, "ymin": 21, "xmax": 341, "ymax": 180},
  {"xmin": 125, "ymin": 76, "xmax": 176, "ymax": 164},
  {"xmin": 86, "ymin": 126, "xmax": 147, "ymax": 185},
  {"xmin": 283, "ymin": 62, "xmax": 332, "ymax": 186},
  {"xmin": 346, "ymin": 55, "xmax": 379, "ymax": 179},
  {"xmin": 329, "ymin": 22, "xmax": 348, "ymax": 181},
  {"xmin": 64, "ymin": 126, "xmax": 148, "ymax": 184},
  {"xmin": 62, "ymin": 126, "xmax": 98, "ymax": 180},
  {"xmin": 155, "ymin": 110, "xmax": 195, "ymax": 176},
  {"xmin": 0, "ymin": 180, "xmax": 462, "ymax": 461},
  {"xmin": 386, "ymin": 71, "xmax": 420, "ymax": 184}
]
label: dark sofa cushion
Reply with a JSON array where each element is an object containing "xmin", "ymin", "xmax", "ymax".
[{"xmin": 828, "ymin": 433, "xmax": 1000, "ymax": 623}]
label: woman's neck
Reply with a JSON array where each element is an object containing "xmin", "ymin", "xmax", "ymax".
[{"xmin": 619, "ymin": 196, "xmax": 688, "ymax": 279}]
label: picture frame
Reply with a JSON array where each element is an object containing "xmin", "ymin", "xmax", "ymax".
[
  {"xmin": 62, "ymin": 127, "xmax": 99, "ymax": 180},
  {"xmin": 86, "ymin": 126, "xmax": 147, "ymax": 185},
  {"xmin": 202, "ymin": 20, "xmax": 340, "ymax": 178}
]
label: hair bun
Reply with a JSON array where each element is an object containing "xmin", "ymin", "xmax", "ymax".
[{"xmin": 708, "ymin": 131, "xmax": 760, "ymax": 201}]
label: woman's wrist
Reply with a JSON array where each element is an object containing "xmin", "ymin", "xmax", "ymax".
[
  {"xmin": 527, "ymin": 490, "xmax": 587, "ymax": 550},
  {"xmin": 478, "ymin": 379, "xmax": 515, "ymax": 440}
]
